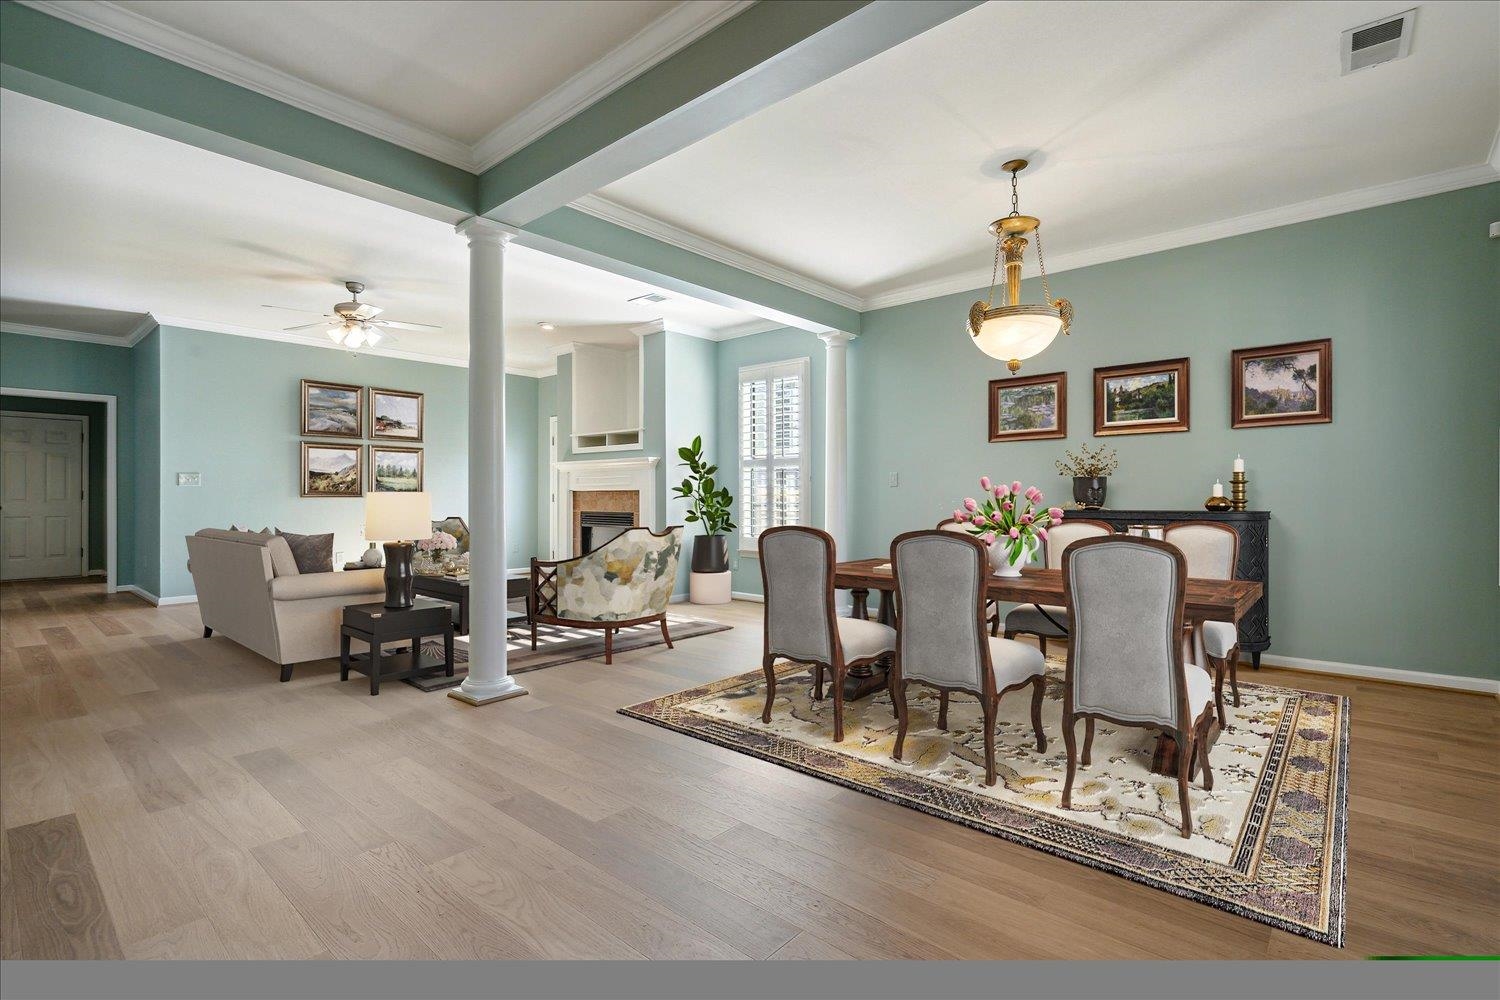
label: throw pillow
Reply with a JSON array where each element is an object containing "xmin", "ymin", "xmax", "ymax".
[{"xmin": 276, "ymin": 529, "xmax": 334, "ymax": 574}]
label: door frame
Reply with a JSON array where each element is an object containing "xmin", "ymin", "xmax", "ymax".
[
  {"xmin": 0, "ymin": 410, "xmax": 88, "ymax": 578},
  {"xmin": 548, "ymin": 415, "xmax": 561, "ymax": 559},
  {"xmin": 0, "ymin": 387, "xmax": 117, "ymax": 593}
]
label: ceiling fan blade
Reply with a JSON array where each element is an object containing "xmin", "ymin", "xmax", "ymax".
[
  {"xmin": 374, "ymin": 320, "xmax": 441, "ymax": 331},
  {"xmin": 283, "ymin": 321, "xmax": 333, "ymax": 332},
  {"xmin": 261, "ymin": 304, "xmax": 328, "ymax": 315},
  {"xmin": 352, "ymin": 304, "xmax": 383, "ymax": 320}
]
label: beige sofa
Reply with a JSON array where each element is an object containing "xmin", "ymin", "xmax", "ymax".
[{"xmin": 186, "ymin": 529, "xmax": 385, "ymax": 681}]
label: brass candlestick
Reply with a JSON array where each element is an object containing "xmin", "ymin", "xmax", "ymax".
[{"xmin": 1230, "ymin": 471, "xmax": 1248, "ymax": 511}]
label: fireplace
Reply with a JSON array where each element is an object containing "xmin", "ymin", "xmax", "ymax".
[
  {"xmin": 579, "ymin": 510, "xmax": 634, "ymax": 554},
  {"xmin": 571, "ymin": 488, "xmax": 640, "ymax": 556}
]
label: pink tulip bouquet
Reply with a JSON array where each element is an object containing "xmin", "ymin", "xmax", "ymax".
[{"xmin": 951, "ymin": 477, "xmax": 1065, "ymax": 576}]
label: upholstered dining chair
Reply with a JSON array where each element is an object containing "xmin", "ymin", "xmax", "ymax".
[
  {"xmin": 937, "ymin": 518, "xmax": 1002, "ymax": 635},
  {"xmin": 1002, "ymin": 518, "xmax": 1114, "ymax": 652},
  {"xmin": 889, "ymin": 530, "xmax": 1046, "ymax": 786},
  {"xmin": 1060, "ymin": 535, "xmax": 1216, "ymax": 838},
  {"xmin": 1163, "ymin": 521, "xmax": 1241, "ymax": 726},
  {"xmin": 758, "ymin": 526, "xmax": 895, "ymax": 742}
]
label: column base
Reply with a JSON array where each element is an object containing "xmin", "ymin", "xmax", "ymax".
[{"xmin": 447, "ymin": 675, "xmax": 529, "ymax": 706}]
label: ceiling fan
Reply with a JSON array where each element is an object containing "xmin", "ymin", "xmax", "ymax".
[{"xmin": 263, "ymin": 281, "xmax": 440, "ymax": 350}]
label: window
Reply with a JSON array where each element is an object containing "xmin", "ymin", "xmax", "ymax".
[{"xmin": 738, "ymin": 357, "xmax": 810, "ymax": 551}]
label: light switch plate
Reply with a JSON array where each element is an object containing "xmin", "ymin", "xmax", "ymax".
[{"xmin": 176, "ymin": 472, "xmax": 201, "ymax": 486}]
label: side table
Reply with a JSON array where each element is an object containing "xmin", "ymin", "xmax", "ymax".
[{"xmin": 340, "ymin": 597, "xmax": 454, "ymax": 695}]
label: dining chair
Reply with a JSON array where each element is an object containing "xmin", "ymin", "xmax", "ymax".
[
  {"xmin": 1060, "ymin": 535, "xmax": 1216, "ymax": 838},
  {"xmin": 1163, "ymin": 521, "xmax": 1241, "ymax": 726},
  {"xmin": 758, "ymin": 525, "xmax": 895, "ymax": 742},
  {"xmin": 937, "ymin": 517, "xmax": 1002, "ymax": 635},
  {"xmin": 889, "ymin": 530, "xmax": 1046, "ymax": 786},
  {"xmin": 1002, "ymin": 518, "xmax": 1114, "ymax": 653}
]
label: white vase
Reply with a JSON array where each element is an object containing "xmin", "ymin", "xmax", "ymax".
[{"xmin": 989, "ymin": 536, "xmax": 1035, "ymax": 578}]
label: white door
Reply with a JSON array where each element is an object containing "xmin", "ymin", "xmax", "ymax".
[{"xmin": 0, "ymin": 414, "xmax": 85, "ymax": 581}]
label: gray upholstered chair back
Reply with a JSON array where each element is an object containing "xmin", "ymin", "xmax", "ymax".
[
  {"xmin": 1163, "ymin": 523, "xmax": 1236, "ymax": 581},
  {"xmin": 1064, "ymin": 537, "xmax": 1187, "ymax": 729},
  {"xmin": 759, "ymin": 527, "xmax": 834, "ymax": 664},
  {"xmin": 892, "ymin": 532, "xmax": 988, "ymax": 691},
  {"xmin": 1042, "ymin": 520, "xmax": 1114, "ymax": 569}
]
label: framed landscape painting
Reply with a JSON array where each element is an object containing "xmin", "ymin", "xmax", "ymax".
[
  {"xmin": 300, "ymin": 379, "xmax": 362, "ymax": 438},
  {"xmin": 369, "ymin": 387, "xmax": 424, "ymax": 441},
  {"xmin": 369, "ymin": 445, "xmax": 424, "ymax": 492},
  {"xmin": 1232, "ymin": 338, "xmax": 1332, "ymax": 428},
  {"xmin": 300, "ymin": 442, "xmax": 362, "ymax": 497},
  {"xmin": 989, "ymin": 371, "xmax": 1067, "ymax": 442},
  {"xmin": 1093, "ymin": 358, "xmax": 1190, "ymax": 436}
]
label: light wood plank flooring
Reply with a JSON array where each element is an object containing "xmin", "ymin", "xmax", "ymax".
[{"xmin": 1, "ymin": 579, "xmax": 1496, "ymax": 959}]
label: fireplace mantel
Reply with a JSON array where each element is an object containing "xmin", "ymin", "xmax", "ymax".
[{"xmin": 552, "ymin": 457, "xmax": 659, "ymax": 558}]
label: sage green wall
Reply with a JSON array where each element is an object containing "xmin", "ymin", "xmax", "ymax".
[
  {"xmin": 0, "ymin": 329, "xmax": 144, "ymax": 585},
  {"xmin": 849, "ymin": 183, "xmax": 1500, "ymax": 679},
  {"xmin": 0, "ymin": 393, "xmax": 107, "ymax": 571},
  {"xmin": 154, "ymin": 327, "xmax": 538, "ymax": 599}
]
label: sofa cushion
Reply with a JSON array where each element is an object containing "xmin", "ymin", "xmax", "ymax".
[
  {"xmin": 276, "ymin": 529, "xmax": 334, "ymax": 574},
  {"xmin": 265, "ymin": 535, "xmax": 300, "ymax": 578},
  {"xmin": 270, "ymin": 568, "xmax": 384, "ymax": 601}
]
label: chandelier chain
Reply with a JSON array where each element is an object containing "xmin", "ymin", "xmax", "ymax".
[
  {"xmin": 1009, "ymin": 169, "xmax": 1021, "ymax": 217},
  {"xmin": 985, "ymin": 231, "xmax": 1003, "ymax": 307},
  {"xmin": 1035, "ymin": 223, "xmax": 1053, "ymax": 306}
]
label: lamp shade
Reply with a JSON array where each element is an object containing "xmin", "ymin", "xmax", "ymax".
[
  {"xmin": 971, "ymin": 306, "xmax": 1063, "ymax": 365},
  {"xmin": 365, "ymin": 491, "xmax": 431, "ymax": 541}
]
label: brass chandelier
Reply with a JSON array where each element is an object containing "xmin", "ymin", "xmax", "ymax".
[{"xmin": 966, "ymin": 159, "xmax": 1073, "ymax": 373}]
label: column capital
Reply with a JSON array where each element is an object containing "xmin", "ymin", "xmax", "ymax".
[
  {"xmin": 456, "ymin": 216, "xmax": 521, "ymax": 247},
  {"xmin": 817, "ymin": 330, "xmax": 857, "ymax": 347}
]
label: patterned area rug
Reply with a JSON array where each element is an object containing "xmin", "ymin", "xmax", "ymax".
[
  {"xmin": 410, "ymin": 613, "xmax": 730, "ymax": 691},
  {"xmin": 620, "ymin": 659, "xmax": 1349, "ymax": 946}
]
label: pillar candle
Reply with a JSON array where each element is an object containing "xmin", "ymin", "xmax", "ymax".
[
  {"xmin": 1212, "ymin": 480, "xmax": 1224, "ymax": 497},
  {"xmin": 1233, "ymin": 455, "xmax": 1245, "ymax": 473}
]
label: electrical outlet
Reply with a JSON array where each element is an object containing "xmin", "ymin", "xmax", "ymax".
[
  {"xmin": 334, "ymin": 551, "xmax": 344, "ymax": 566},
  {"xmin": 887, "ymin": 472, "xmax": 900, "ymax": 488},
  {"xmin": 176, "ymin": 472, "xmax": 201, "ymax": 486},
  {"xmin": 1490, "ymin": 221, "xmax": 1500, "ymax": 239}
]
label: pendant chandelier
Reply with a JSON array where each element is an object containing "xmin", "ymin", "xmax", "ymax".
[{"xmin": 966, "ymin": 159, "xmax": 1073, "ymax": 373}]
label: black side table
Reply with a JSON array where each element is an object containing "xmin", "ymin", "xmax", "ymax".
[{"xmin": 340, "ymin": 597, "xmax": 454, "ymax": 695}]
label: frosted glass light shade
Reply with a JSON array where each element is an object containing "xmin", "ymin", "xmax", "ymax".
[
  {"xmin": 971, "ymin": 308, "xmax": 1063, "ymax": 364},
  {"xmin": 365, "ymin": 491, "xmax": 431, "ymax": 541}
]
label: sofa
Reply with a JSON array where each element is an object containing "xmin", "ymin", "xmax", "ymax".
[{"xmin": 186, "ymin": 528, "xmax": 385, "ymax": 681}]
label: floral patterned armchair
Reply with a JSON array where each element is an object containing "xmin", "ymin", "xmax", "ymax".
[{"xmin": 529, "ymin": 526, "xmax": 684, "ymax": 663}]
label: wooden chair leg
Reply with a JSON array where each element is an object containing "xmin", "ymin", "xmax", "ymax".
[
  {"xmin": 760, "ymin": 654, "xmax": 777, "ymax": 724},
  {"xmin": 982, "ymin": 696, "xmax": 998, "ymax": 787},
  {"xmin": 887, "ymin": 660, "xmax": 900, "ymax": 719},
  {"xmin": 1039, "ymin": 636, "xmax": 1047, "ymax": 658},
  {"xmin": 1209, "ymin": 654, "xmax": 1228, "ymax": 727},
  {"xmin": 937, "ymin": 690, "xmax": 949, "ymax": 730},
  {"xmin": 1029, "ymin": 675, "xmax": 1047, "ymax": 752},
  {"xmin": 1229, "ymin": 645, "xmax": 1241, "ymax": 706},
  {"xmin": 1196, "ymin": 712, "xmax": 1215, "ymax": 791},
  {"xmin": 659, "ymin": 616, "xmax": 674, "ymax": 649},
  {"xmin": 813, "ymin": 664, "xmax": 825, "ymax": 702},
  {"xmin": 604, "ymin": 627, "xmax": 613, "ymax": 664},
  {"xmin": 1176, "ymin": 728, "xmax": 1195, "ymax": 838},
  {"xmin": 832, "ymin": 665, "xmax": 846, "ymax": 743},
  {"xmin": 1082, "ymin": 717, "xmax": 1095, "ymax": 766},
  {"xmin": 893, "ymin": 679, "xmax": 910, "ymax": 760},
  {"xmin": 1061, "ymin": 710, "xmax": 1078, "ymax": 809},
  {"xmin": 530, "ymin": 620, "xmax": 538, "ymax": 651}
]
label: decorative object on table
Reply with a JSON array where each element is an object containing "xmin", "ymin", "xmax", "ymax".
[
  {"xmin": 275, "ymin": 528, "xmax": 335, "ymax": 573},
  {"xmin": 1054, "ymin": 443, "xmax": 1117, "ymax": 509},
  {"xmin": 1205, "ymin": 480, "xmax": 1233, "ymax": 511},
  {"xmin": 987, "ymin": 371, "xmax": 1066, "ymax": 441},
  {"xmin": 300, "ymin": 441, "xmax": 362, "ymax": 497},
  {"xmin": 950, "ymin": 477, "xmax": 1066, "ymax": 578},
  {"xmin": 1231, "ymin": 338, "xmax": 1331, "ymax": 428},
  {"xmin": 1231, "ymin": 469, "xmax": 1248, "ymax": 511},
  {"xmin": 672, "ymin": 434, "xmax": 736, "ymax": 605},
  {"xmin": 300, "ymin": 378, "xmax": 362, "ymax": 437},
  {"xmin": 368, "ymin": 445, "xmax": 423, "ymax": 492},
  {"xmin": 965, "ymin": 159, "xmax": 1073, "ymax": 373},
  {"xmin": 1093, "ymin": 357, "xmax": 1190, "ymax": 436},
  {"xmin": 412, "ymin": 529, "xmax": 459, "ymax": 576},
  {"xmin": 368, "ymin": 386, "xmax": 424, "ymax": 441},
  {"xmin": 432, "ymin": 516, "xmax": 470, "ymax": 554},
  {"xmin": 621, "ymin": 657, "xmax": 1348, "ymax": 946},
  {"xmin": 364, "ymin": 490, "xmax": 432, "ymax": 608},
  {"xmin": 358, "ymin": 542, "xmax": 384, "ymax": 568},
  {"xmin": 339, "ymin": 597, "xmax": 453, "ymax": 695}
]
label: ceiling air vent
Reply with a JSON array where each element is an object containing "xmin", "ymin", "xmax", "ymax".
[
  {"xmin": 1341, "ymin": 9, "xmax": 1416, "ymax": 75},
  {"xmin": 628, "ymin": 292, "xmax": 670, "ymax": 304}
]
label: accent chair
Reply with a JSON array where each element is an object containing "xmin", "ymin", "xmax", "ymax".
[
  {"xmin": 1002, "ymin": 518, "xmax": 1114, "ymax": 653},
  {"xmin": 889, "ymin": 530, "xmax": 1046, "ymax": 786},
  {"xmin": 1163, "ymin": 521, "xmax": 1241, "ymax": 726}
]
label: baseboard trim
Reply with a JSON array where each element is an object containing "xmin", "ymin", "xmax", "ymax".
[
  {"xmin": 1243, "ymin": 652, "xmax": 1498, "ymax": 696},
  {"xmin": 730, "ymin": 591, "xmax": 764, "ymax": 603},
  {"xmin": 669, "ymin": 593, "xmax": 690, "ymax": 604},
  {"xmin": 159, "ymin": 595, "xmax": 198, "ymax": 606},
  {"xmin": 118, "ymin": 585, "xmax": 197, "ymax": 607},
  {"xmin": 87, "ymin": 569, "xmax": 107, "ymax": 577}
]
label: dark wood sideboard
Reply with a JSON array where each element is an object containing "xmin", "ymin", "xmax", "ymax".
[{"xmin": 1082, "ymin": 509, "xmax": 1271, "ymax": 669}]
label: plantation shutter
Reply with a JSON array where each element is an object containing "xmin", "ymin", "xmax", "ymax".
[{"xmin": 738, "ymin": 357, "xmax": 811, "ymax": 549}]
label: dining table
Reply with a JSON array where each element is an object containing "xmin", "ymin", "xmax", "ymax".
[{"xmin": 833, "ymin": 558, "xmax": 1264, "ymax": 776}]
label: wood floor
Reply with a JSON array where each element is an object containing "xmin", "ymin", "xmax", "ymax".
[{"xmin": 1, "ymin": 578, "xmax": 1496, "ymax": 960}]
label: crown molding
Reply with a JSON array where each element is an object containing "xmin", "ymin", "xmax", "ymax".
[
  {"xmin": 1, "ymin": 317, "xmax": 154, "ymax": 347},
  {"xmin": 469, "ymin": 1, "xmax": 753, "ymax": 172},
  {"xmin": 569, "ymin": 194, "xmax": 865, "ymax": 312}
]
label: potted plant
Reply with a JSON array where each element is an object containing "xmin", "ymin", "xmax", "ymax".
[
  {"xmin": 1055, "ymin": 444, "xmax": 1118, "ymax": 509},
  {"xmin": 951, "ymin": 478, "xmax": 1066, "ymax": 577},
  {"xmin": 673, "ymin": 436, "xmax": 736, "ymax": 601}
]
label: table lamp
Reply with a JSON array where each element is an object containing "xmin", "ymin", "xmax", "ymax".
[{"xmin": 364, "ymin": 491, "xmax": 432, "ymax": 609}]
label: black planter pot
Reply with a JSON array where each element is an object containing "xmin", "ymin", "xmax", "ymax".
[
  {"xmin": 691, "ymin": 534, "xmax": 730, "ymax": 574},
  {"xmin": 1072, "ymin": 476, "xmax": 1108, "ymax": 510}
]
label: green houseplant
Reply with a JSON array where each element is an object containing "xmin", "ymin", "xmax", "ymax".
[{"xmin": 673, "ymin": 435, "xmax": 735, "ymax": 574}]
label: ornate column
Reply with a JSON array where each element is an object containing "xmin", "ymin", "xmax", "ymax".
[
  {"xmin": 817, "ymin": 331, "xmax": 856, "ymax": 552},
  {"xmin": 450, "ymin": 218, "xmax": 528, "ymax": 706}
]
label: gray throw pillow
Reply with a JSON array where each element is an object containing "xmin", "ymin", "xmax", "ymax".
[{"xmin": 276, "ymin": 529, "xmax": 334, "ymax": 574}]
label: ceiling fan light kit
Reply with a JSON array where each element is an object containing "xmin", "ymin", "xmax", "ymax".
[{"xmin": 271, "ymin": 280, "xmax": 439, "ymax": 352}]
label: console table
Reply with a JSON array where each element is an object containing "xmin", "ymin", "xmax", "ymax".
[{"xmin": 1081, "ymin": 509, "xmax": 1271, "ymax": 668}]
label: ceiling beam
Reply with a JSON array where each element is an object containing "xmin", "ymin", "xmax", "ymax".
[{"xmin": 477, "ymin": 0, "xmax": 981, "ymax": 226}]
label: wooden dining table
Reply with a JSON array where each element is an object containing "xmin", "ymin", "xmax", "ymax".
[{"xmin": 833, "ymin": 558, "xmax": 1264, "ymax": 775}]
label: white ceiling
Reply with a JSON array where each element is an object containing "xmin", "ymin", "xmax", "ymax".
[
  {"xmin": 596, "ymin": 0, "xmax": 1500, "ymax": 305},
  {"xmin": 0, "ymin": 91, "xmax": 769, "ymax": 371}
]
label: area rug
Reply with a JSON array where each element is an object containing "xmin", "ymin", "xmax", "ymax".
[
  {"xmin": 409, "ymin": 613, "xmax": 731, "ymax": 691},
  {"xmin": 619, "ymin": 659, "xmax": 1349, "ymax": 946}
]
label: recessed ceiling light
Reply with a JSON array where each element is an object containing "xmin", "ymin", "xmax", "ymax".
[
  {"xmin": 537, "ymin": 322, "xmax": 555, "ymax": 331},
  {"xmin": 628, "ymin": 292, "xmax": 670, "ymax": 304}
]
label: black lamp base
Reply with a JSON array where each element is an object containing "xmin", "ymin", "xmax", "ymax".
[{"xmin": 383, "ymin": 541, "xmax": 416, "ymax": 609}]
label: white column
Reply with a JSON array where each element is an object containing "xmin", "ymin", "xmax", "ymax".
[
  {"xmin": 450, "ymin": 217, "xmax": 528, "ymax": 706},
  {"xmin": 818, "ymin": 331, "xmax": 856, "ymax": 552}
]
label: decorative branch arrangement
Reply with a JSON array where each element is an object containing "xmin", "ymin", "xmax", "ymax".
[{"xmin": 1055, "ymin": 443, "xmax": 1119, "ymax": 478}]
